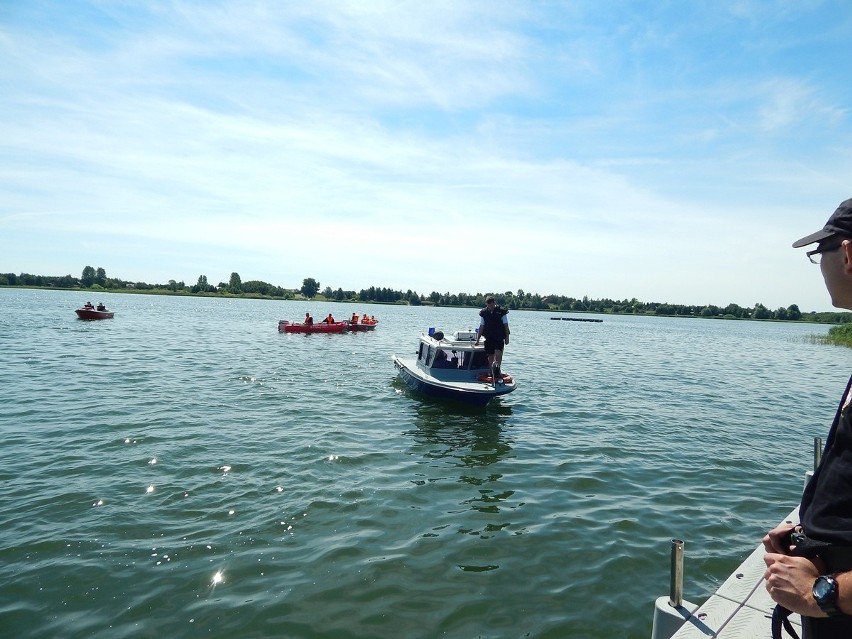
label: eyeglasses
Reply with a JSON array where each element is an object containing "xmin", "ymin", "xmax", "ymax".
[{"xmin": 807, "ymin": 239, "xmax": 846, "ymax": 264}]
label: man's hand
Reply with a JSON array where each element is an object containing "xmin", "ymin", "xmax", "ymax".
[
  {"xmin": 764, "ymin": 552, "xmax": 824, "ymax": 617},
  {"xmin": 763, "ymin": 523, "xmax": 798, "ymax": 554}
]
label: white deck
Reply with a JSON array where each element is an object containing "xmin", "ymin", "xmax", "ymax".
[{"xmin": 657, "ymin": 508, "xmax": 801, "ymax": 639}]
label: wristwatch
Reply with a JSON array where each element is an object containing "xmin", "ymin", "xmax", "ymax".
[{"xmin": 813, "ymin": 575, "xmax": 842, "ymax": 616}]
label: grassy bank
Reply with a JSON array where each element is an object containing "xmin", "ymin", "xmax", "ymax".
[{"xmin": 814, "ymin": 323, "xmax": 852, "ymax": 348}]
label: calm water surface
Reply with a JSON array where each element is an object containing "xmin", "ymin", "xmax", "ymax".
[{"xmin": 0, "ymin": 289, "xmax": 849, "ymax": 638}]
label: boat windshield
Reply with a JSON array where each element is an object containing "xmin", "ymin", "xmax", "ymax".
[
  {"xmin": 431, "ymin": 348, "xmax": 465, "ymax": 369},
  {"xmin": 420, "ymin": 342, "xmax": 491, "ymax": 371}
]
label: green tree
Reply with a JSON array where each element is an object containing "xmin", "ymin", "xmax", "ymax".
[
  {"xmin": 301, "ymin": 277, "xmax": 320, "ymax": 299},
  {"xmin": 723, "ymin": 303, "xmax": 744, "ymax": 318},
  {"xmin": 787, "ymin": 304, "xmax": 802, "ymax": 321},
  {"xmin": 242, "ymin": 280, "xmax": 277, "ymax": 295},
  {"xmin": 81, "ymin": 266, "xmax": 95, "ymax": 287},
  {"xmin": 753, "ymin": 303, "xmax": 771, "ymax": 320},
  {"xmin": 192, "ymin": 275, "xmax": 214, "ymax": 293},
  {"xmin": 229, "ymin": 272, "xmax": 242, "ymax": 293},
  {"xmin": 95, "ymin": 267, "xmax": 106, "ymax": 287}
]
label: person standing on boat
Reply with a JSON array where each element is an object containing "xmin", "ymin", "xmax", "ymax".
[
  {"xmin": 764, "ymin": 199, "xmax": 852, "ymax": 638},
  {"xmin": 475, "ymin": 296, "xmax": 509, "ymax": 373}
]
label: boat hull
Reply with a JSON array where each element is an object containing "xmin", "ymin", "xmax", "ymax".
[
  {"xmin": 278, "ymin": 320, "xmax": 349, "ymax": 334},
  {"xmin": 347, "ymin": 321, "xmax": 378, "ymax": 331},
  {"xmin": 393, "ymin": 356, "xmax": 516, "ymax": 406},
  {"xmin": 75, "ymin": 309, "xmax": 114, "ymax": 320}
]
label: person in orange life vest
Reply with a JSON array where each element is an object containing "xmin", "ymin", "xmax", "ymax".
[
  {"xmin": 304, "ymin": 312, "xmax": 313, "ymax": 326},
  {"xmin": 351, "ymin": 312, "xmax": 359, "ymax": 324},
  {"xmin": 323, "ymin": 313, "xmax": 335, "ymax": 324}
]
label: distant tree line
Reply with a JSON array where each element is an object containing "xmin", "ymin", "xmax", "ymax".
[
  {"xmin": 414, "ymin": 291, "xmax": 823, "ymax": 323},
  {"xmin": 1, "ymin": 267, "xmax": 849, "ymax": 324},
  {"xmin": 0, "ymin": 268, "xmax": 294, "ymax": 298}
]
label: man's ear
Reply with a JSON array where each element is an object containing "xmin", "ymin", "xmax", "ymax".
[{"xmin": 843, "ymin": 240, "xmax": 852, "ymax": 274}]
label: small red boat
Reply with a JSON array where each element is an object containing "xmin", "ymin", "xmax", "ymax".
[
  {"xmin": 347, "ymin": 319, "xmax": 379, "ymax": 332},
  {"xmin": 278, "ymin": 320, "xmax": 349, "ymax": 334},
  {"xmin": 76, "ymin": 303, "xmax": 114, "ymax": 320}
]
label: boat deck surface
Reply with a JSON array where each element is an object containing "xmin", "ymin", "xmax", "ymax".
[{"xmin": 665, "ymin": 508, "xmax": 801, "ymax": 639}]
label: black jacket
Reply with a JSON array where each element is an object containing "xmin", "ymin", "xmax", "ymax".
[{"xmin": 479, "ymin": 306, "xmax": 508, "ymax": 341}]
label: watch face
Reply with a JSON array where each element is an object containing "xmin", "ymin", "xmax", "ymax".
[{"xmin": 815, "ymin": 576, "xmax": 836, "ymax": 600}]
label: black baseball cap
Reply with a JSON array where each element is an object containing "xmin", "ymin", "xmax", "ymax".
[{"xmin": 793, "ymin": 198, "xmax": 852, "ymax": 248}]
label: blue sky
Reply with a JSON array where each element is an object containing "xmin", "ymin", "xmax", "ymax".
[{"xmin": 2, "ymin": 1, "xmax": 851, "ymax": 312}]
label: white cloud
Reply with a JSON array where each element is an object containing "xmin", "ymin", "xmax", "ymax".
[
  {"xmin": 756, "ymin": 78, "xmax": 846, "ymax": 131},
  {"xmin": 2, "ymin": 0, "xmax": 852, "ymax": 311}
]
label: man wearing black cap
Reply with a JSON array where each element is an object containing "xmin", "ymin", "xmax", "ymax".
[
  {"xmin": 475, "ymin": 296, "xmax": 510, "ymax": 378},
  {"xmin": 763, "ymin": 198, "xmax": 852, "ymax": 637}
]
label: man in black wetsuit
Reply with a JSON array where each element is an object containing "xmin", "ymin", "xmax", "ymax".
[
  {"xmin": 764, "ymin": 198, "xmax": 852, "ymax": 638},
  {"xmin": 474, "ymin": 296, "xmax": 510, "ymax": 375}
]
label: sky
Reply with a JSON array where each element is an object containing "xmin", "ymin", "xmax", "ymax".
[{"xmin": 2, "ymin": 1, "xmax": 852, "ymax": 312}]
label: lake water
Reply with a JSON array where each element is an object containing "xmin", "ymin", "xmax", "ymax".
[{"xmin": 0, "ymin": 288, "xmax": 848, "ymax": 638}]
